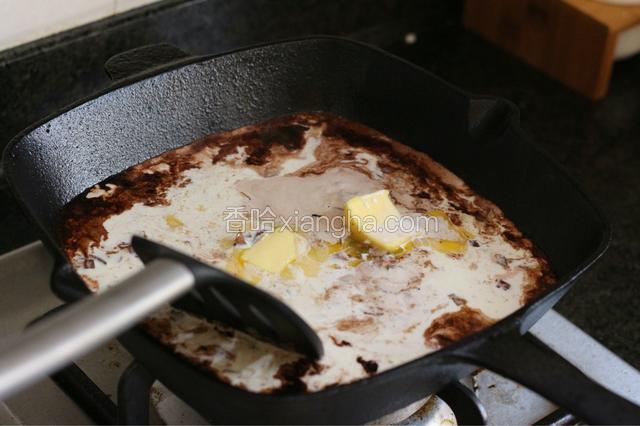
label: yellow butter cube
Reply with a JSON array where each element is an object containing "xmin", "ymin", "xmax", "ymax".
[
  {"xmin": 241, "ymin": 228, "xmax": 299, "ymax": 273},
  {"xmin": 345, "ymin": 190, "xmax": 412, "ymax": 252}
]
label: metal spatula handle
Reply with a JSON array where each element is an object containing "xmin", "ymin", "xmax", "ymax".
[{"xmin": 0, "ymin": 258, "xmax": 194, "ymax": 400}]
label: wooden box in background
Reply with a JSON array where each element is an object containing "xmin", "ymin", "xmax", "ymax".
[{"xmin": 463, "ymin": 0, "xmax": 640, "ymax": 100}]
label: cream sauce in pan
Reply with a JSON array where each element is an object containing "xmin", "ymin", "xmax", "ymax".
[{"xmin": 61, "ymin": 113, "xmax": 554, "ymax": 393}]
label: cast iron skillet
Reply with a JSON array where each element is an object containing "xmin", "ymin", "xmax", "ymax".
[{"xmin": 3, "ymin": 37, "xmax": 638, "ymax": 424}]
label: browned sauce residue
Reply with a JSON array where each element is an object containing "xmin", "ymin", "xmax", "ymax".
[
  {"xmin": 61, "ymin": 112, "xmax": 555, "ymax": 311},
  {"xmin": 60, "ymin": 116, "xmax": 311, "ymax": 258},
  {"xmin": 141, "ymin": 316, "xmax": 174, "ymax": 342},
  {"xmin": 336, "ymin": 317, "xmax": 375, "ymax": 332},
  {"xmin": 423, "ymin": 306, "xmax": 495, "ymax": 349},
  {"xmin": 272, "ymin": 358, "xmax": 322, "ymax": 393},
  {"xmin": 58, "ymin": 112, "xmax": 558, "ymax": 393},
  {"xmin": 213, "ymin": 325, "xmax": 235, "ymax": 338},
  {"xmin": 448, "ymin": 213, "xmax": 462, "ymax": 226},
  {"xmin": 356, "ymin": 356, "xmax": 379, "ymax": 375},
  {"xmin": 211, "ymin": 123, "xmax": 308, "ymax": 167},
  {"xmin": 496, "ymin": 280, "xmax": 511, "ymax": 290},
  {"xmin": 448, "ymin": 293, "xmax": 467, "ymax": 306},
  {"xmin": 81, "ymin": 275, "xmax": 99, "ymax": 291},
  {"xmin": 521, "ymin": 260, "xmax": 556, "ymax": 304},
  {"xmin": 330, "ymin": 336, "xmax": 352, "ymax": 347},
  {"xmin": 402, "ymin": 273, "xmax": 424, "ymax": 292},
  {"xmin": 195, "ymin": 344, "xmax": 218, "ymax": 355}
]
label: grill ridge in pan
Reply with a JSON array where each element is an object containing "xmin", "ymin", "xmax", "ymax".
[{"xmin": 5, "ymin": 37, "xmax": 637, "ymax": 424}]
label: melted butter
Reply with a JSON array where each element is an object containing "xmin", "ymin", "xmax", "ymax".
[
  {"xmin": 283, "ymin": 241, "xmax": 341, "ymax": 279},
  {"xmin": 427, "ymin": 209, "xmax": 474, "ymax": 241},
  {"xmin": 308, "ymin": 241, "xmax": 342, "ymax": 262},
  {"xmin": 225, "ymin": 231, "xmax": 323, "ymax": 282},
  {"xmin": 165, "ymin": 214, "xmax": 184, "ymax": 228},
  {"xmin": 224, "ymin": 248, "xmax": 260, "ymax": 285},
  {"xmin": 422, "ymin": 209, "xmax": 473, "ymax": 253},
  {"xmin": 455, "ymin": 226, "xmax": 474, "ymax": 241},
  {"xmin": 342, "ymin": 237, "xmax": 370, "ymax": 259},
  {"xmin": 222, "ymin": 208, "xmax": 473, "ymax": 282},
  {"xmin": 280, "ymin": 266, "xmax": 295, "ymax": 280},
  {"xmin": 293, "ymin": 256, "xmax": 322, "ymax": 277},
  {"xmin": 219, "ymin": 237, "xmax": 235, "ymax": 249},
  {"xmin": 427, "ymin": 238, "xmax": 467, "ymax": 254},
  {"xmin": 226, "ymin": 237, "xmax": 354, "ymax": 282},
  {"xmin": 396, "ymin": 240, "xmax": 416, "ymax": 255},
  {"xmin": 408, "ymin": 237, "xmax": 467, "ymax": 255}
]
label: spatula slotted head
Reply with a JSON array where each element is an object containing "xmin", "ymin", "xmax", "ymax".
[{"xmin": 131, "ymin": 236, "xmax": 323, "ymax": 359}]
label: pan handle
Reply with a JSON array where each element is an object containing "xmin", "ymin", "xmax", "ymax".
[
  {"xmin": 467, "ymin": 97, "xmax": 516, "ymax": 142},
  {"xmin": 0, "ymin": 259, "xmax": 194, "ymax": 400},
  {"xmin": 450, "ymin": 330, "xmax": 640, "ymax": 424},
  {"xmin": 104, "ymin": 43, "xmax": 192, "ymax": 81}
]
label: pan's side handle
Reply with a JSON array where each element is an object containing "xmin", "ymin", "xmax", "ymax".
[
  {"xmin": 449, "ymin": 331, "xmax": 640, "ymax": 425},
  {"xmin": 467, "ymin": 97, "xmax": 517, "ymax": 142},
  {"xmin": 104, "ymin": 43, "xmax": 192, "ymax": 81}
]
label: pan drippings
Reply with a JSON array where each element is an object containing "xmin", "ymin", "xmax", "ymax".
[{"xmin": 60, "ymin": 112, "xmax": 554, "ymax": 393}]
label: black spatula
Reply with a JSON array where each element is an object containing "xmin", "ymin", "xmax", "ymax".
[
  {"xmin": 131, "ymin": 236, "xmax": 323, "ymax": 357},
  {"xmin": 0, "ymin": 236, "xmax": 323, "ymax": 399}
]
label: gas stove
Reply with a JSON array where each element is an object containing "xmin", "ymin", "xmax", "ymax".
[
  {"xmin": 0, "ymin": 243, "xmax": 638, "ymax": 425},
  {"xmin": 0, "ymin": 0, "xmax": 639, "ymax": 423}
]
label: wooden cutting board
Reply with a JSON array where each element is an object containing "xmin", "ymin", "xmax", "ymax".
[{"xmin": 463, "ymin": 0, "xmax": 640, "ymax": 100}]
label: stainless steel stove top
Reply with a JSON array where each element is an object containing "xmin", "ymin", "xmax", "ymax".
[{"xmin": 1, "ymin": 242, "xmax": 639, "ymax": 425}]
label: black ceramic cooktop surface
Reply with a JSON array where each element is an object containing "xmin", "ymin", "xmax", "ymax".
[{"xmin": 0, "ymin": 0, "xmax": 638, "ymax": 369}]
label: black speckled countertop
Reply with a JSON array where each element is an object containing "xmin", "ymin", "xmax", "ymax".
[{"xmin": 1, "ymin": 0, "xmax": 638, "ymax": 369}]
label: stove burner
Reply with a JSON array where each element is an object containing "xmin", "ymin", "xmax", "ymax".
[{"xmin": 28, "ymin": 299, "xmax": 603, "ymax": 426}]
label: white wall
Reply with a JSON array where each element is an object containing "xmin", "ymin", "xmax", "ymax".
[{"xmin": 0, "ymin": 0, "xmax": 160, "ymax": 52}]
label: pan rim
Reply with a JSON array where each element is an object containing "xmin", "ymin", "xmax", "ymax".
[{"xmin": 5, "ymin": 35, "xmax": 611, "ymax": 403}]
